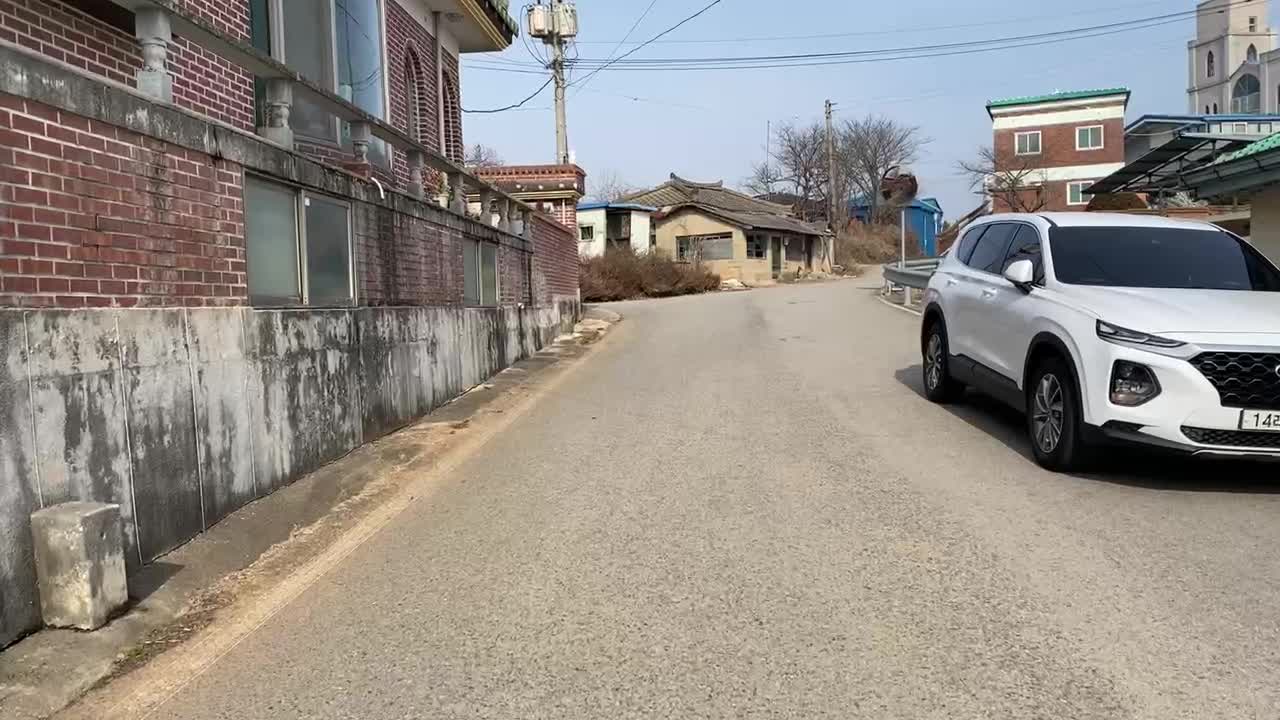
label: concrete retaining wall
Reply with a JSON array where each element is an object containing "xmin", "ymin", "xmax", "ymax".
[{"xmin": 0, "ymin": 300, "xmax": 578, "ymax": 648}]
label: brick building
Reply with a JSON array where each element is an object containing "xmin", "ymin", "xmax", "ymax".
[
  {"xmin": 473, "ymin": 163, "xmax": 586, "ymax": 230},
  {"xmin": 0, "ymin": 0, "xmax": 582, "ymax": 649},
  {"xmin": 986, "ymin": 88, "xmax": 1129, "ymax": 212}
]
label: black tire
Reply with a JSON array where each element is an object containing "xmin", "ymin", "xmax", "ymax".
[
  {"xmin": 922, "ymin": 319, "xmax": 964, "ymax": 403},
  {"xmin": 1026, "ymin": 355, "xmax": 1091, "ymax": 472}
]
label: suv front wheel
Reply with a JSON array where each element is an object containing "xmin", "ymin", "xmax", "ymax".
[
  {"xmin": 922, "ymin": 319, "xmax": 964, "ymax": 403},
  {"xmin": 1027, "ymin": 356, "xmax": 1090, "ymax": 472}
]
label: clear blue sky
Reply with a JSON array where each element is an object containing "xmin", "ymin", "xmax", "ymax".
[{"xmin": 461, "ymin": 0, "xmax": 1249, "ymax": 218}]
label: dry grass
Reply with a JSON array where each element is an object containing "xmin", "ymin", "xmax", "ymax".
[
  {"xmin": 835, "ymin": 223, "xmax": 924, "ymax": 266},
  {"xmin": 580, "ymin": 248, "xmax": 721, "ymax": 302}
]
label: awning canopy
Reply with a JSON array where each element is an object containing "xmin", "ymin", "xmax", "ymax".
[{"xmin": 1086, "ymin": 133, "xmax": 1257, "ymax": 195}]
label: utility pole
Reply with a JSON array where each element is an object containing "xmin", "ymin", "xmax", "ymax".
[
  {"xmin": 528, "ymin": 1, "xmax": 577, "ymax": 164},
  {"xmin": 550, "ymin": 6, "xmax": 569, "ymax": 164},
  {"xmin": 824, "ymin": 100, "xmax": 836, "ymax": 230},
  {"xmin": 824, "ymin": 100, "xmax": 837, "ymax": 267}
]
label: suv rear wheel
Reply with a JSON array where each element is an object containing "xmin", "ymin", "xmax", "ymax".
[
  {"xmin": 922, "ymin": 319, "xmax": 964, "ymax": 403},
  {"xmin": 1027, "ymin": 356, "xmax": 1090, "ymax": 472}
]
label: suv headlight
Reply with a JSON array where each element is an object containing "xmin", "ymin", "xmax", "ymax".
[
  {"xmin": 1096, "ymin": 321, "xmax": 1186, "ymax": 349},
  {"xmin": 1111, "ymin": 360, "xmax": 1161, "ymax": 406}
]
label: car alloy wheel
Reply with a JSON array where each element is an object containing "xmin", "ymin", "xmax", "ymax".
[
  {"xmin": 1032, "ymin": 373, "xmax": 1065, "ymax": 454},
  {"xmin": 925, "ymin": 333, "xmax": 944, "ymax": 391}
]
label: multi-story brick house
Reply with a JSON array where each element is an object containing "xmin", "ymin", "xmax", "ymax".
[
  {"xmin": 986, "ymin": 88, "xmax": 1130, "ymax": 212},
  {"xmin": 0, "ymin": 0, "xmax": 582, "ymax": 649}
]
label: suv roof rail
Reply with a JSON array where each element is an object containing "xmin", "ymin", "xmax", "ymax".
[{"xmin": 1039, "ymin": 214, "xmax": 1058, "ymax": 228}]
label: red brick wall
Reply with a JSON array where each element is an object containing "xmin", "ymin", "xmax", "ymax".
[
  {"xmin": 385, "ymin": 0, "xmax": 440, "ymax": 195},
  {"xmin": 992, "ymin": 117, "xmax": 1125, "ymax": 170},
  {"xmin": 0, "ymin": 95, "xmax": 248, "ymax": 307},
  {"xmin": 531, "ymin": 214, "xmax": 578, "ymax": 300},
  {"xmin": 441, "ymin": 50, "xmax": 462, "ymax": 163},
  {"xmin": 0, "ymin": 0, "xmax": 255, "ymax": 130}
]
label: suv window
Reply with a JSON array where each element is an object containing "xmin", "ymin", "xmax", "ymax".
[
  {"xmin": 965, "ymin": 223, "xmax": 1017, "ymax": 274},
  {"xmin": 1002, "ymin": 225, "xmax": 1044, "ymax": 283},
  {"xmin": 1049, "ymin": 226, "xmax": 1280, "ymax": 290},
  {"xmin": 954, "ymin": 225, "xmax": 987, "ymax": 265}
]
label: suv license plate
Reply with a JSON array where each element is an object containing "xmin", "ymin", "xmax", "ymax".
[{"xmin": 1240, "ymin": 410, "xmax": 1280, "ymax": 432}]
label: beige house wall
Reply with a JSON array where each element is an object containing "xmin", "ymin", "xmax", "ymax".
[
  {"xmin": 653, "ymin": 210, "xmax": 828, "ymax": 285},
  {"xmin": 1251, "ymin": 185, "xmax": 1280, "ymax": 262}
]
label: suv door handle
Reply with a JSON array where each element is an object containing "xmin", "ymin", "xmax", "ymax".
[
  {"xmin": 981, "ymin": 288, "xmax": 998, "ymax": 298},
  {"xmin": 945, "ymin": 278, "xmax": 958, "ymax": 287}
]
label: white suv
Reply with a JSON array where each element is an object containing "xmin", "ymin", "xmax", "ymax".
[{"xmin": 921, "ymin": 212, "xmax": 1280, "ymax": 471}]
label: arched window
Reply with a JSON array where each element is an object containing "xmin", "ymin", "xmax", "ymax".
[
  {"xmin": 1247, "ymin": 44, "xmax": 1259, "ymax": 63},
  {"xmin": 1207, "ymin": 50, "xmax": 1216, "ymax": 77},
  {"xmin": 403, "ymin": 50, "xmax": 425, "ymax": 144},
  {"xmin": 1205, "ymin": 105, "xmax": 1211, "ymax": 114},
  {"xmin": 441, "ymin": 71, "xmax": 462, "ymax": 162},
  {"xmin": 1233, "ymin": 73, "xmax": 1261, "ymax": 113},
  {"xmin": 1213, "ymin": 102, "xmax": 1219, "ymax": 113}
]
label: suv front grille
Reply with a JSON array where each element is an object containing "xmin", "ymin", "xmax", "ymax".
[
  {"xmin": 1191, "ymin": 352, "xmax": 1280, "ymax": 410},
  {"xmin": 1183, "ymin": 426, "xmax": 1280, "ymax": 449}
]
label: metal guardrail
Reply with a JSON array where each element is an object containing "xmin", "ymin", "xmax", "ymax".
[{"xmin": 882, "ymin": 258, "xmax": 942, "ymax": 289}]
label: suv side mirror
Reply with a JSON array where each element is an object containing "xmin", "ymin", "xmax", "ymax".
[{"xmin": 1003, "ymin": 259, "xmax": 1035, "ymax": 291}]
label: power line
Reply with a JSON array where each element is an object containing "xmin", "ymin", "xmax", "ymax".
[
  {"xmin": 575, "ymin": 0, "xmax": 659, "ymax": 94},
  {"xmin": 568, "ymin": 0, "xmax": 1171, "ymax": 45},
  {"xmin": 567, "ymin": 0, "xmax": 725, "ymax": 89},
  {"xmin": 463, "ymin": 76, "xmax": 553, "ymax": 113},
  {"xmin": 559, "ymin": 1, "xmax": 1245, "ymax": 68}
]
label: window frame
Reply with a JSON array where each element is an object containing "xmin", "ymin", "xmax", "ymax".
[
  {"xmin": 244, "ymin": 174, "xmax": 356, "ymax": 308},
  {"xmin": 676, "ymin": 232, "xmax": 734, "ymax": 262},
  {"xmin": 746, "ymin": 233, "xmax": 767, "ymax": 259},
  {"xmin": 1014, "ymin": 130, "xmax": 1042, "ymax": 156},
  {"xmin": 1066, "ymin": 180, "xmax": 1094, "ymax": 206},
  {"xmin": 579, "ymin": 225, "xmax": 594, "ymax": 242},
  {"xmin": 1207, "ymin": 49, "xmax": 1215, "ymax": 78},
  {"xmin": 1075, "ymin": 125, "xmax": 1104, "ymax": 151},
  {"xmin": 963, "ymin": 223, "xmax": 1019, "ymax": 276},
  {"xmin": 463, "ymin": 239, "xmax": 501, "ymax": 307},
  {"xmin": 260, "ymin": 0, "xmax": 391, "ymax": 153},
  {"xmin": 1250, "ymin": 16, "xmax": 1259, "ymax": 32},
  {"xmin": 1000, "ymin": 223, "xmax": 1046, "ymax": 285}
]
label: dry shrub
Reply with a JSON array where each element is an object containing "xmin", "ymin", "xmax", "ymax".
[
  {"xmin": 1086, "ymin": 192, "xmax": 1148, "ymax": 211},
  {"xmin": 580, "ymin": 248, "xmax": 720, "ymax": 301},
  {"xmin": 835, "ymin": 223, "xmax": 923, "ymax": 266}
]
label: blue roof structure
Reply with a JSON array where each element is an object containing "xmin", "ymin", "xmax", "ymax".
[{"xmin": 577, "ymin": 201, "xmax": 657, "ymax": 212}]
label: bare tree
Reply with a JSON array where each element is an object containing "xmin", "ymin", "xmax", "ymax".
[
  {"xmin": 589, "ymin": 170, "xmax": 637, "ymax": 202},
  {"xmin": 464, "ymin": 144, "xmax": 504, "ymax": 168},
  {"xmin": 837, "ymin": 115, "xmax": 928, "ymax": 223},
  {"xmin": 742, "ymin": 161, "xmax": 785, "ymax": 197},
  {"xmin": 746, "ymin": 121, "xmax": 829, "ymax": 223},
  {"xmin": 956, "ymin": 145, "xmax": 1047, "ymax": 213}
]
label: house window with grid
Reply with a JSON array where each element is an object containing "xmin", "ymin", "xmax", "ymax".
[
  {"xmin": 579, "ymin": 225, "xmax": 594, "ymax": 241},
  {"xmin": 1076, "ymin": 125, "xmax": 1104, "ymax": 151},
  {"xmin": 677, "ymin": 233, "xmax": 733, "ymax": 261},
  {"xmin": 746, "ymin": 234, "xmax": 767, "ymax": 259},
  {"xmin": 1014, "ymin": 131, "xmax": 1041, "ymax": 156},
  {"xmin": 1067, "ymin": 181, "xmax": 1094, "ymax": 207}
]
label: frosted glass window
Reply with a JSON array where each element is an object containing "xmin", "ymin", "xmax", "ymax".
[
  {"xmin": 304, "ymin": 196, "xmax": 353, "ymax": 305},
  {"xmin": 245, "ymin": 177, "xmax": 301, "ymax": 304},
  {"xmin": 481, "ymin": 243, "xmax": 498, "ymax": 306}
]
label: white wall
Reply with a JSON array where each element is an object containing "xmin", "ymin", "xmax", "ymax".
[
  {"xmin": 576, "ymin": 209, "xmax": 652, "ymax": 257},
  {"xmin": 577, "ymin": 208, "xmax": 607, "ymax": 258},
  {"xmin": 1251, "ymin": 185, "xmax": 1280, "ymax": 262},
  {"xmin": 629, "ymin": 212, "xmax": 651, "ymax": 254}
]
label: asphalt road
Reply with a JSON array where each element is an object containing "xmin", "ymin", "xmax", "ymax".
[{"xmin": 125, "ymin": 277, "xmax": 1280, "ymax": 719}]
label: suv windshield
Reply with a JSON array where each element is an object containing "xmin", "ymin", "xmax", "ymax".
[{"xmin": 1049, "ymin": 226, "xmax": 1280, "ymax": 291}]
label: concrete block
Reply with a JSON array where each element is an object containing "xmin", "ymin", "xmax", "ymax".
[{"xmin": 30, "ymin": 502, "xmax": 128, "ymax": 631}]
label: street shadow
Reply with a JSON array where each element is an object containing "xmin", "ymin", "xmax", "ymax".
[
  {"xmin": 894, "ymin": 364, "xmax": 1280, "ymax": 494},
  {"xmin": 127, "ymin": 560, "xmax": 183, "ymax": 602}
]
